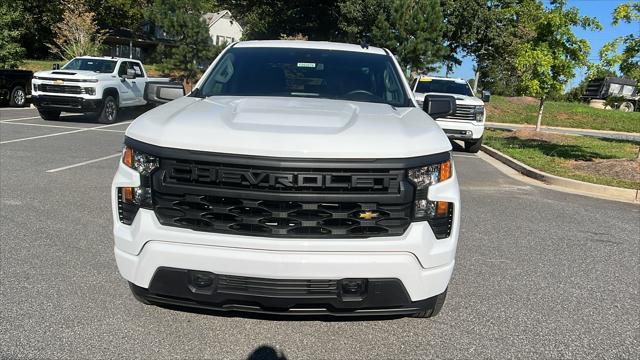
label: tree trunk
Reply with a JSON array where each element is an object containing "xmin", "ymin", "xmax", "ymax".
[
  {"xmin": 535, "ymin": 97, "xmax": 545, "ymax": 132},
  {"xmin": 472, "ymin": 69, "xmax": 480, "ymax": 95}
]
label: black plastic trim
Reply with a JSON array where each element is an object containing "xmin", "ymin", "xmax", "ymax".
[
  {"xmin": 131, "ymin": 267, "xmax": 432, "ymax": 316},
  {"xmin": 32, "ymin": 95, "xmax": 102, "ymax": 112},
  {"xmin": 125, "ymin": 136, "xmax": 450, "ymax": 170}
]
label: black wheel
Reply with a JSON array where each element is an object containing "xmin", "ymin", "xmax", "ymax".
[
  {"xmin": 464, "ymin": 136, "xmax": 483, "ymax": 153},
  {"xmin": 98, "ymin": 95, "xmax": 118, "ymax": 124},
  {"xmin": 619, "ymin": 101, "xmax": 634, "ymax": 112},
  {"xmin": 38, "ymin": 109, "xmax": 61, "ymax": 121},
  {"xmin": 9, "ymin": 86, "xmax": 27, "ymax": 107},
  {"xmin": 412, "ymin": 288, "xmax": 447, "ymax": 318},
  {"xmin": 128, "ymin": 282, "xmax": 152, "ymax": 305}
]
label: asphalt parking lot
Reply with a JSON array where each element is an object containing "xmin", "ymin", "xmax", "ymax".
[{"xmin": 1, "ymin": 107, "xmax": 638, "ymax": 359}]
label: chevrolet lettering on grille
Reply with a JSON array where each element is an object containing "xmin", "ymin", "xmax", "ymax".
[{"xmin": 165, "ymin": 163, "xmax": 402, "ymax": 192}]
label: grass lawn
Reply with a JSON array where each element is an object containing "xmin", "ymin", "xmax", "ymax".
[
  {"xmin": 486, "ymin": 96, "xmax": 640, "ymax": 134},
  {"xmin": 484, "ymin": 129, "xmax": 640, "ymax": 189},
  {"xmin": 20, "ymin": 59, "xmax": 59, "ymax": 72}
]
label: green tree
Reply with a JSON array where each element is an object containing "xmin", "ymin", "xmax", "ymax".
[
  {"xmin": 371, "ymin": 0, "xmax": 446, "ymax": 74},
  {"xmin": 147, "ymin": 0, "xmax": 216, "ymax": 85},
  {"xmin": 441, "ymin": 0, "xmax": 533, "ymax": 93},
  {"xmin": 90, "ymin": 0, "xmax": 151, "ymax": 31},
  {"xmin": 219, "ymin": 0, "xmax": 341, "ymax": 40},
  {"xmin": 18, "ymin": 0, "xmax": 63, "ymax": 60},
  {"xmin": 0, "ymin": 2, "xmax": 28, "ymax": 68},
  {"xmin": 590, "ymin": 2, "xmax": 640, "ymax": 82},
  {"xmin": 337, "ymin": 0, "xmax": 391, "ymax": 43},
  {"xmin": 47, "ymin": 0, "xmax": 107, "ymax": 61},
  {"xmin": 514, "ymin": 0, "xmax": 601, "ymax": 131}
]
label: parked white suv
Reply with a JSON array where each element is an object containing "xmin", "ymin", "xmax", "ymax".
[
  {"xmin": 412, "ymin": 76, "xmax": 490, "ymax": 153},
  {"xmin": 32, "ymin": 56, "xmax": 172, "ymax": 123},
  {"xmin": 112, "ymin": 41, "xmax": 461, "ymax": 318}
]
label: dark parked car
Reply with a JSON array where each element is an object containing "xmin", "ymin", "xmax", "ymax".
[{"xmin": 0, "ymin": 69, "xmax": 33, "ymax": 107}]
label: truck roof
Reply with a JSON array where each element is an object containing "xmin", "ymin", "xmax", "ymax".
[
  {"xmin": 234, "ymin": 40, "xmax": 388, "ymax": 55},
  {"xmin": 75, "ymin": 55, "xmax": 137, "ymax": 61},
  {"xmin": 417, "ymin": 75, "xmax": 467, "ymax": 83}
]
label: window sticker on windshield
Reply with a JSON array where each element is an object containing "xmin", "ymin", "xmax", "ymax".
[
  {"xmin": 297, "ymin": 62, "xmax": 316, "ymax": 68},
  {"xmin": 420, "ymin": 77, "xmax": 432, "ymax": 82}
]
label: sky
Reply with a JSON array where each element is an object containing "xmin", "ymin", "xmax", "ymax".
[{"xmin": 441, "ymin": 0, "xmax": 638, "ymax": 88}]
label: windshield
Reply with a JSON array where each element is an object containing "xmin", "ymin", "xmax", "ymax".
[
  {"xmin": 63, "ymin": 58, "xmax": 117, "ymax": 73},
  {"xmin": 199, "ymin": 47, "xmax": 411, "ymax": 107},
  {"xmin": 415, "ymin": 79, "xmax": 473, "ymax": 96}
]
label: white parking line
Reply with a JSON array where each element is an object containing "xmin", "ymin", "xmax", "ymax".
[
  {"xmin": 1, "ymin": 121, "xmax": 125, "ymax": 133},
  {"xmin": 0, "ymin": 116, "xmax": 42, "ymax": 123},
  {"xmin": 453, "ymin": 154, "xmax": 478, "ymax": 158},
  {"xmin": 0, "ymin": 107, "xmax": 35, "ymax": 111},
  {"xmin": 46, "ymin": 153, "xmax": 121, "ymax": 173},
  {"xmin": 0, "ymin": 121, "xmax": 131, "ymax": 145}
]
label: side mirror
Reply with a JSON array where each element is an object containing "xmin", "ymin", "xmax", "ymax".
[
  {"xmin": 481, "ymin": 90, "xmax": 491, "ymax": 103},
  {"xmin": 423, "ymin": 95, "xmax": 456, "ymax": 119},
  {"xmin": 52, "ymin": 64, "xmax": 60, "ymax": 70},
  {"xmin": 122, "ymin": 68, "xmax": 136, "ymax": 79},
  {"xmin": 144, "ymin": 82, "xmax": 185, "ymax": 105}
]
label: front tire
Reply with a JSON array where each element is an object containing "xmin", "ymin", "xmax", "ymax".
[
  {"xmin": 619, "ymin": 101, "xmax": 634, "ymax": 112},
  {"xmin": 97, "ymin": 95, "xmax": 118, "ymax": 124},
  {"xmin": 412, "ymin": 288, "xmax": 447, "ymax": 318},
  {"xmin": 9, "ymin": 86, "xmax": 27, "ymax": 107},
  {"xmin": 38, "ymin": 109, "xmax": 61, "ymax": 121},
  {"xmin": 465, "ymin": 136, "xmax": 483, "ymax": 153}
]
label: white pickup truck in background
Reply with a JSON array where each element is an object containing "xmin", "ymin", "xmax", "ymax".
[
  {"xmin": 412, "ymin": 76, "xmax": 490, "ymax": 153},
  {"xmin": 31, "ymin": 56, "xmax": 181, "ymax": 123}
]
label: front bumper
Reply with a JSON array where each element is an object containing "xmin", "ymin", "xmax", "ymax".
[
  {"xmin": 32, "ymin": 95, "xmax": 103, "ymax": 112},
  {"xmin": 437, "ymin": 119, "xmax": 484, "ymax": 140},
  {"xmin": 128, "ymin": 265, "xmax": 449, "ymax": 316}
]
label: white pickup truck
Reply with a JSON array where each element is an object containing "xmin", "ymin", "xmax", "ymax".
[
  {"xmin": 112, "ymin": 41, "xmax": 461, "ymax": 318},
  {"xmin": 31, "ymin": 56, "xmax": 179, "ymax": 123},
  {"xmin": 412, "ymin": 76, "xmax": 490, "ymax": 153}
]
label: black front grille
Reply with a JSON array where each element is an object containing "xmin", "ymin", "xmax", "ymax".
[
  {"xmin": 443, "ymin": 104, "xmax": 478, "ymax": 121},
  {"xmin": 217, "ymin": 275, "xmax": 338, "ymax": 297},
  {"xmin": 153, "ymin": 192, "xmax": 412, "ymax": 238},
  {"xmin": 39, "ymin": 84, "xmax": 82, "ymax": 94},
  {"xmin": 131, "ymin": 136, "xmax": 454, "ymax": 239}
]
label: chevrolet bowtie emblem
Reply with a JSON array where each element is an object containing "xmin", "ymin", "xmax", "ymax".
[
  {"xmin": 54, "ymin": 79, "xmax": 64, "ymax": 85},
  {"xmin": 358, "ymin": 211, "xmax": 379, "ymax": 220}
]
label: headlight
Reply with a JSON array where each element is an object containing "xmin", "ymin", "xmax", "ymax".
[
  {"xmin": 84, "ymin": 87, "xmax": 96, "ymax": 95},
  {"xmin": 118, "ymin": 146, "xmax": 158, "ymax": 224},
  {"xmin": 408, "ymin": 158, "xmax": 454, "ymax": 238},
  {"xmin": 474, "ymin": 105, "xmax": 484, "ymax": 122},
  {"xmin": 122, "ymin": 145, "xmax": 158, "ymax": 175}
]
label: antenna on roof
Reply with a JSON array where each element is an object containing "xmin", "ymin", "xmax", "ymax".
[{"xmin": 360, "ymin": 34, "xmax": 370, "ymax": 49}]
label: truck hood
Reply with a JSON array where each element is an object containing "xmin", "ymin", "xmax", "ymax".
[
  {"xmin": 414, "ymin": 92, "xmax": 484, "ymax": 106},
  {"xmin": 34, "ymin": 69, "xmax": 108, "ymax": 81},
  {"xmin": 126, "ymin": 96, "xmax": 451, "ymax": 159}
]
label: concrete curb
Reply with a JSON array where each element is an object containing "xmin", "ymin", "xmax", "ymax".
[{"xmin": 481, "ymin": 145, "xmax": 639, "ymax": 203}]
